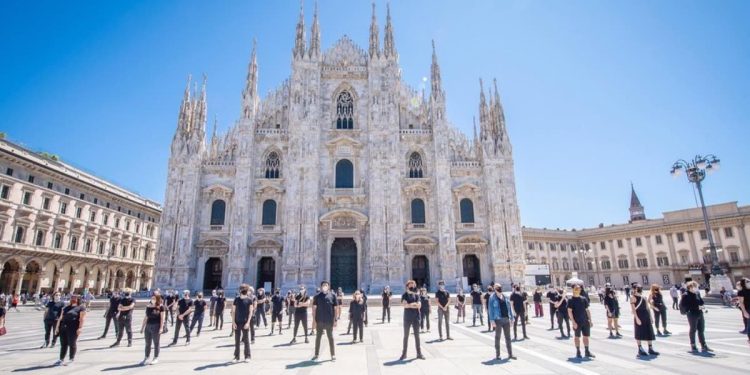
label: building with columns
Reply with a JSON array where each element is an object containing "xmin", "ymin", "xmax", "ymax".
[
  {"xmin": 0, "ymin": 137, "xmax": 161, "ymax": 296},
  {"xmin": 155, "ymin": 3, "xmax": 524, "ymax": 293},
  {"xmin": 522, "ymin": 185, "xmax": 750, "ymax": 288}
]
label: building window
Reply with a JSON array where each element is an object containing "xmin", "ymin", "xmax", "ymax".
[
  {"xmin": 676, "ymin": 232, "xmax": 685, "ymax": 242},
  {"xmin": 28, "ymin": 175, "xmax": 35, "ymax": 183},
  {"xmin": 699, "ymin": 230, "xmax": 707, "ymax": 240},
  {"xmin": 635, "ymin": 237, "xmax": 642, "ymax": 247},
  {"xmin": 636, "ymin": 258, "xmax": 648, "ymax": 268},
  {"xmin": 573, "ymin": 259, "xmax": 580, "ymax": 270},
  {"xmin": 210, "ymin": 200, "xmax": 226, "ymax": 226},
  {"xmin": 43, "ymin": 197, "xmax": 50, "ymax": 210},
  {"xmin": 527, "ymin": 242, "xmax": 534, "ymax": 250},
  {"xmin": 22, "ymin": 191, "xmax": 31, "ymax": 205},
  {"xmin": 550, "ymin": 244, "xmax": 556, "ymax": 251},
  {"xmin": 408, "ymin": 152, "xmax": 424, "ymax": 178},
  {"xmin": 655, "ymin": 235, "xmax": 662, "ymax": 245},
  {"xmin": 70, "ymin": 236, "xmax": 78, "ymax": 251},
  {"xmin": 264, "ymin": 151, "xmax": 281, "ymax": 179},
  {"xmin": 618, "ymin": 258, "xmax": 629, "ymax": 269},
  {"xmin": 656, "ymin": 256, "xmax": 669, "ymax": 266},
  {"xmin": 601, "ymin": 259, "xmax": 612, "ymax": 270},
  {"xmin": 103, "ymin": 214, "xmax": 109, "ymax": 225},
  {"xmin": 115, "ymin": 218, "xmax": 120, "ymax": 228},
  {"xmin": 730, "ymin": 251, "xmax": 739, "ymax": 263},
  {"xmin": 0, "ymin": 185, "xmax": 9, "ymax": 199},
  {"xmin": 54, "ymin": 233, "xmax": 62, "ymax": 249},
  {"xmin": 335, "ymin": 159, "xmax": 354, "ymax": 188},
  {"xmin": 59, "ymin": 202, "xmax": 67, "ymax": 214},
  {"xmin": 335, "ymin": 91, "xmax": 354, "ymax": 129},
  {"xmin": 662, "ymin": 274, "xmax": 670, "ymax": 285},
  {"xmin": 586, "ymin": 261, "xmax": 594, "ymax": 271},
  {"xmin": 79, "ymin": 193, "xmax": 85, "ymax": 200},
  {"xmin": 641, "ymin": 274, "xmax": 649, "ymax": 284},
  {"xmin": 604, "ymin": 275, "xmax": 611, "ymax": 284},
  {"xmin": 5, "ymin": 168, "xmax": 13, "ymax": 176},
  {"xmin": 84, "ymin": 239, "xmax": 91, "ymax": 252},
  {"xmin": 35, "ymin": 230, "xmax": 44, "ymax": 246},
  {"xmin": 617, "ymin": 239, "xmax": 623, "ymax": 248},
  {"xmin": 90, "ymin": 211, "xmax": 96, "ymax": 221},
  {"xmin": 98, "ymin": 241, "xmax": 104, "ymax": 254},
  {"xmin": 47, "ymin": 181, "xmax": 53, "ymax": 189},
  {"xmin": 411, "ymin": 198, "xmax": 426, "ymax": 224},
  {"xmin": 261, "ymin": 199, "xmax": 277, "ymax": 226},
  {"xmin": 622, "ymin": 275, "xmax": 630, "ymax": 285},
  {"xmin": 13, "ymin": 226, "xmax": 24, "ymax": 243},
  {"xmin": 459, "ymin": 198, "xmax": 475, "ymax": 223},
  {"xmin": 680, "ymin": 254, "xmax": 688, "ymax": 264},
  {"xmin": 75, "ymin": 207, "xmax": 82, "ymax": 219},
  {"xmin": 562, "ymin": 260, "xmax": 569, "ymax": 270},
  {"xmin": 724, "ymin": 227, "xmax": 734, "ymax": 238},
  {"xmin": 600, "ymin": 241, "xmax": 606, "ymax": 250},
  {"xmin": 120, "ymin": 245, "xmax": 126, "ymax": 258},
  {"xmin": 552, "ymin": 260, "xmax": 559, "ymax": 270},
  {"xmin": 64, "ymin": 188, "xmax": 70, "ymax": 195}
]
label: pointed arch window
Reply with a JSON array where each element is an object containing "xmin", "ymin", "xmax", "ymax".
[
  {"xmin": 459, "ymin": 198, "xmax": 475, "ymax": 223},
  {"xmin": 210, "ymin": 199, "xmax": 226, "ymax": 226},
  {"xmin": 411, "ymin": 199, "xmax": 426, "ymax": 224},
  {"xmin": 408, "ymin": 152, "xmax": 424, "ymax": 178},
  {"xmin": 335, "ymin": 91, "xmax": 354, "ymax": 129},
  {"xmin": 262, "ymin": 200, "xmax": 277, "ymax": 226},
  {"xmin": 264, "ymin": 151, "xmax": 280, "ymax": 179},
  {"xmin": 335, "ymin": 159, "xmax": 354, "ymax": 188}
]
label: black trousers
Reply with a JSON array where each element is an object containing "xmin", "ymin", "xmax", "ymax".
[
  {"xmin": 654, "ymin": 308, "xmax": 667, "ymax": 330},
  {"xmin": 494, "ymin": 318, "xmax": 513, "ymax": 357},
  {"xmin": 671, "ymin": 297, "xmax": 679, "ymax": 310},
  {"xmin": 549, "ymin": 304, "xmax": 557, "ymax": 328},
  {"xmin": 513, "ymin": 310, "xmax": 527, "ymax": 338},
  {"xmin": 58, "ymin": 324, "xmax": 79, "ymax": 361},
  {"xmin": 402, "ymin": 316, "xmax": 422, "ymax": 356},
  {"xmin": 687, "ymin": 312, "xmax": 706, "ymax": 346},
  {"xmin": 102, "ymin": 311, "xmax": 118, "ymax": 337},
  {"xmin": 44, "ymin": 320, "xmax": 58, "ymax": 346},
  {"xmin": 293, "ymin": 313, "xmax": 308, "ymax": 339},
  {"xmin": 214, "ymin": 310, "xmax": 224, "ymax": 330},
  {"xmin": 419, "ymin": 311, "xmax": 430, "ymax": 330},
  {"xmin": 557, "ymin": 312, "xmax": 571, "ymax": 336},
  {"xmin": 233, "ymin": 321, "xmax": 251, "ymax": 359},
  {"xmin": 116, "ymin": 316, "xmax": 132, "ymax": 343},
  {"xmin": 382, "ymin": 305, "xmax": 391, "ymax": 322},
  {"xmin": 172, "ymin": 316, "xmax": 190, "ymax": 343},
  {"xmin": 190, "ymin": 313, "xmax": 204, "ymax": 335},
  {"xmin": 314, "ymin": 323, "xmax": 335, "ymax": 356},
  {"xmin": 352, "ymin": 318, "xmax": 364, "ymax": 341},
  {"xmin": 144, "ymin": 323, "xmax": 161, "ymax": 358},
  {"xmin": 437, "ymin": 308, "xmax": 450, "ymax": 338},
  {"xmin": 255, "ymin": 308, "xmax": 267, "ymax": 327}
]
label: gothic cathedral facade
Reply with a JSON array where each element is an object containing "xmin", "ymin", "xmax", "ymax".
[{"xmin": 155, "ymin": 3, "xmax": 524, "ymax": 293}]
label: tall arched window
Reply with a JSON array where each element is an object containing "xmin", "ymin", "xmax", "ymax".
[
  {"xmin": 335, "ymin": 159, "xmax": 354, "ymax": 188},
  {"xmin": 210, "ymin": 199, "xmax": 226, "ymax": 226},
  {"xmin": 459, "ymin": 198, "xmax": 475, "ymax": 223},
  {"xmin": 264, "ymin": 151, "xmax": 280, "ymax": 179},
  {"xmin": 70, "ymin": 236, "xmax": 78, "ymax": 251},
  {"xmin": 411, "ymin": 199, "xmax": 426, "ymax": 224},
  {"xmin": 408, "ymin": 152, "xmax": 424, "ymax": 178},
  {"xmin": 262, "ymin": 200, "xmax": 277, "ymax": 226},
  {"xmin": 35, "ymin": 230, "xmax": 44, "ymax": 246},
  {"xmin": 14, "ymin": 227, "xmax": 24, "ymax": 243},
  {"xmin": 54, "ymin": 233, "xmax": 62, "ymax": 249},
  {"xmin": 335, "ymin": 91, "xmax": 354, "ymax": 129}
]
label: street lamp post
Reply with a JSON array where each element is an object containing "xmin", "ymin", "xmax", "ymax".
[{"xmin": 670, "ymin": 154, "xmax": 732, "ymax": 294}]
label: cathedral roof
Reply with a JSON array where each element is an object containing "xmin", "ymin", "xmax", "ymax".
[{"xmin": 322, "ymin": 35, "xmax": 368, "ymax": 67}]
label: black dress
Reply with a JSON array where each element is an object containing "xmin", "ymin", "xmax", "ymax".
[{"xmin": 633, "ymin": 295, "xmax": 655, "ymax": 341}]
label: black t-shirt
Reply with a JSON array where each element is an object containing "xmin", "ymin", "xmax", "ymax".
[
  {"xmin": 457, "ymin": 294, "xmax": 465, "ymax": 304},
  {"xmin": 313, "ymin": 292, "xmax": 337, "ymax": 325},
  {"xmin": 62, "ymin": 305, "xmax": 86, "ymax": 325},
  {"xmin": 295, "ymin": 294, "xmax": 310, "ymax": 314},
  {"xmin": 194, "ymin": 299, "xmax": 207, "ymax": 315},
  {"xmin": 337, "ymin": 292, "xmax": 344, "ymax": 306},
  {"xmin": 45, "ymin": 301, "xmax": 64, "ymax": 321},
  {"xmin": 546, "ymin": 291, "xmax": 557, "ymax": 306},
  {"xmin": 119, "ymin": 297, "xmax": 134, "ymax": 317},
  {"xmin": 739, "ymin": 289, "xmax": 750, "ymax": 311},
  {"xmin": 533, "ymin": 291, "xmax": 542, "ymax": 303},
  {"xmin": 401, "ymin": 291, "xmax": 420, "ymax": 320},
  {"xmin": 435, "ymin": 290, "xmax": 450, "ymax": 307},
  {"xmin": 510, "ymin": 292, "xmax": 526, "ymax": 311},
  {"xmin": 233, "ymin": 296, "xmax": 253, "ymax": 323},
  {"xmin": 552, "ymin": 294, "xmax": 567, "ymax": 312},
  {"xmin": 651, "ymin": 292, "xmax": 665, "ymax": 307},
  {"xmin": 216, "ymin": 296, "xmax": 226, "ymax": 311},
  {"xmin": 165, "ymin": 295, "xmax": 175, "ymax": 307},
  {"xmin": 483, "ymin": 292, "xmax": 491, "ymax": 306},
  {"xmin": 177, "ymin": 298, "xmax": 193, "ymax": 314},
  {"xmin": 568, "ymin": 296, "xmax": 589, "ymax": 325},
  {"xmin": 256, "ymin": 293, "xmax": 267, "ymax": 307},
  {"xmin": 0, "ymin": 307, "xmax": 5, "ymax": 318},
  {"xmin": 470, "ymin": 290, "xmax": 483, "ymax": 305},
  {"xmin": 382, "ymin": 291, "xmax": 392, "ymax": 306},
  {"xmin": 271, "ymin": 294, "xmax": 284, "ymax": 313},
  {"xmin": 145, "ymin": 305, "xmax": 165, "ymax": 325},
  {"xmin": 108, "ymin": 296, "xmax": 121, "ymax": 312},
  {"xmin": 419, "ymin": 295, "xmax": 430, "ymax": 313}
]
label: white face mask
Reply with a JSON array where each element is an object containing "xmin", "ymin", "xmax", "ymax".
[
  {"xmin": 321, "ymin": 286, "xmax": 330, "ymax": 293},
  {"xmin": 439, "ymin": 285, "xmax": 445, "ymax": 291},
  {"xmin": 53, "ymin": 296, "xmax": 60, "ymax": 302}
]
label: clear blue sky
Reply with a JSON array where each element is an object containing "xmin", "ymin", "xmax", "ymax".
[{"xmin": 1, "ymin": 1, "xmax": 748, "ymax": 229}]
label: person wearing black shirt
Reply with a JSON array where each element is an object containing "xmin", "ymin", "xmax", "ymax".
[
  {"xmin": 255, "ymin": 288, "xmax": 268, "ymax": 328},
  {"xmin": 246, "ymin": 287, "xmax": 258, "ymax": 343},
  {"xmin": 381, "ymin": 286, "xmax": 393, "ymax": 323},
  {"xmin": 190, "ymin": 292, "xmax": 207, "ymax": 337},
  {"xmin": 209, "ymin": 289, "xmax": 217, "ymax": 326},
  {"xmin": 165, "ymin": 291, "xmax": 176, "ymax": 327},
  {"xmin": 54, "ymin": 295, "xmax": 86, "ymax": 366},
  {"xmin": 510, "ymin": 286, "xmax": 529, "ymax": 340},
  {"xmin": 42, "ymin": 292, "xmax": 64, "ymax": 348},
  {"xmin": 603, "ymin": 287, "xmax": 622, "ymax": 337},
  {"xmin": 231, "ymin": 284, "xmax": 255, "ymax": 362},
  {"xmin": 286, "ymin": 290, "xmax": 296, "ymax": 329},
  {"xmin": 624, "ymin": 285, "xmax": 631, "ymax": 302},
  {"xmin": 140, "ymin": 294, "xmax": 165, "ymax": 365},
  {"xmin": 738, "ymin": 278, "xmax": 750, "ymax": 344},
  {"xmin": 567, "ymin": 285, "xmax": 594, "ymax": 359},
  {"xmin": 269, "ymin": 288, "xmax": 285, "ymax": 335},
  {"xmin": 399, "ymin": 279, "xmax": 425, "ymax": 361},
  {"xmin": 311, "ymin": 281, "xmax": 337, "ymax": 361},
  {"xmin": 214, "ymin": 290, "xmax": 226, "ymax": 330},
  {"xmin": 435, "ymin": 280, "xmax": 452, "ymax": 340},
  {"xmin": 99, "ymin": 291, "xmax": 120, "ymax": 339},
  {"xmin": 631, "ymin": 284, "xmax": 658, "ymax": 357},
  {"xmin": 455, "ymin": 290, "xmax": 466, "ymax": 323},
  {"xmin": 483, "ymin": 286, "xmax": 493, "ymax": 331},
  {"xmin": 552, "ymin": 288, "xmax": 570, "ymax": 338},
  {"xmin": 546, "ymin": 286, "xmax": 557, "ymax": 330},
  {"xmin": 170, "ymin": 290, "xmax": 194, "ymax": 346},
  {"xmin": 418, "ymin": 288, "xmax": 431, "ymax": 332},
  {"xmin": 290, "ymin": 286, "xmax": 310, "ymax": 344},
  {"xmin": 111, "ymin": 289, "xmax": 135, "ymax": 347},
  {"xmin": 648, "ymin": 284, "xmax": 670, "ymax": 335},
  {"xmin": 533, "ymin": 288, "xmax": 543, "ymax": 318},
  {"xmin": 349, "ymin": 290, "xmax": 366, "ymax": 343},
  {"xmin": 470, "ymin": 284, "xmax": 483, "ymax": 327},
  {"xmin": 680, "ymin": 281, "xmax": 712, "ymax": 352}
]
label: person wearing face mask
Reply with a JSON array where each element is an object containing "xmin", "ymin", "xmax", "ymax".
[
  {"xmin": 435, "ymin": 280, "xmax": 452, "ymax": 340},
  {"xmin": 42, "ymin": 292, "xmax": 64, "ymax": 348},
  {"xmin": 546, "ymin": 285, "xmax": 558, "ymax": 330},
  {"xmin": 111, "ymin": 288, "xmax": 135, "ymax": 348},
  {"xmin": 214, "ymin": 290, "xmax": 226, "ymax": 330},
  {"xmin": 399, "ymin": 280, "xmax": 425, "ymax": 361},
  {"xmin": 381, "ymin": 286, "xmax": 393, "ymax": 323},
  {"xmin": 140, "ymin": 294, "xmax": 165, "ymax": 365},
  {"xmin": 567, "ymin": 284, "xmax": 594, "ymax": 359},
  {"xmin": 553, "ymin": 287, "xmax": 571, "ymax": 338},
  {"xmin": 286, "ymin": 290, "xmax": 296, "ymax": 329},
  {"xmin": 603, "ymin": 286, "xmax": 622, "ymax": 338},
  {"xmin": 631, "ymin": 284, "xmax": 658, "ymax": 357},
  {"xmin": 510, "ymin": 285, "xmax": 529, "ymax": 340},
  {"xmin": 488, "ymin": 284, "xmax": 516, "ymax": 360},
  {"xmin": 169, "ymin": 290, "xmax": 194, "ymax": 346},
  {"xmin": 648, "ymin": 284, "xmax": 670, "ymax": 335},
  {"xmin": 270, "ymin": 288, "xmax": 284, "ymax": 335},
  {"xmin": 418, "ymin": 288, "xmax": 431, "ymax": 333},
  {"xmin": 290, "ymin": 286, "xmax": 310, "ymax": 344},
  {"xmin": 231, "ymin": 283, "xmax": 254, "ymax": 363},
  {"xmin": 470, "ymin": 284, "xmax": 483, "ymax": 327},
  {"xmin": 455, "ymin": 289, "xmax": 466, "ymax": 323},
  {"xmin": 336, "ymin": 287, "xmax": 344, "ymax": 322},
  {"xmin": 165, "ymin": 290, "xmax": 176, "ymax": 327},
  {"xmin": 255, "ymin": 288, "xmax": 268, "ymax": 328},
  {"xmin": 190, "ymin": 292, "xmax": 207, "ymax": 337},
  {"xmin": 350, "ymin": 290, "xmax": 366, "ymax": 343},
  {"xmin": 209, "ymin": 289, "xmax": 218, "ymax": 327},
  {"xmin": 54, "ymin": 295, "xmax": 86, "ymax": 366},
  {"xmin": 98, "ymin": 291, "xmax": 120, "ymax": 340},
  {"xmin": 680, "ymin": 281, "xmax": 712, "ymax": 353},
  {"xmin": 311, "ymin": 281, "xmax": 337, "ymax": 361}
]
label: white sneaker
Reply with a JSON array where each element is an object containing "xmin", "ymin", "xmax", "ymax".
[
  {"xmin": 150, "ymin": 358, "xmax": 159, "ymax": 365},
  {"xmin": 140, "ymin": 358, "xmax": 149, "ymax": 366},
  {"xmin": 54, "ymin": 360, "xmax": 63, "ymax": 366}
]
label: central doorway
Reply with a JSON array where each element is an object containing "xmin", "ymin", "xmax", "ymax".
[
  {"xmin": 203, "ymin": 257, "xmax": 223, "ymax": 291},
  {"xmin": 257, "ymin": 257, "xmax": 276, "ymax": 290},
  {"xmin": 330, "ymin": 238, "xmax": 358, "ymax": 293},
  {"xmin": 463, "ymin": 254, "xmax": 481, "ymax": 286},
  {"xmin": 412, "ymin": 255, "xmax": 430, "ymax": 289}
]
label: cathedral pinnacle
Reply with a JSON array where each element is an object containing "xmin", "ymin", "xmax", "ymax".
[
  {"xmin": 309, "ymin": 1, "xmax": 320, "ymax": 58},
  {"xmin": 383, "ymin": 1, "xmax": 396, "ymax": 58},
  {"xmin": 293, "ymin": 0, "xmax": 306, "ymax": 59},
  {"xmin": 242, "ymin": 38, "xmax": 259, "ymax": 119},
  {"xmin": 430, "ymin": 40, "xmax": 442, "ymax": 99},
  {"xmin": 369, "ymin": 2, "xmax": 380, "ymax": 59}
]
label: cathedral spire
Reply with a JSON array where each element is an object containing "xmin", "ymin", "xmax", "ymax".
[
  {"xmin": 479, "ymin": 78, "xmax": 488, "ymax": 128},
  {"xmin": 178, "ymin": 74, "xmax": 193, "ymax": 133},
  {"xmin": 629, "ymin": 182, "xmax": 646, "ymax": 221},
  {"xmin": 193, "ymin": 74, "xmax": 208, "ymax": 137},
  {"xmin": 293, "ymin": 0, "xmax": 306, "ymax": 59},
  {"xmin": 493, "ymin": 78, "xmax": 506, "ymax": 140},
  {"xmin": 383, "ymin": 2, "xmax": 396, "ymax": 58},
  {"xmin": 308, "ymin": 1, "xmax": 320, "ymax": 58},
  {"xmin": 242, "ymin": 38, "xmax": 259, "ymax": 120},
  {"xmin": 430, "ymin": 40, "xmax": 442, "ymax": 100},
  {"xmin": 369, "ymin": 2, "xmax": 380, "ymax": 59}
]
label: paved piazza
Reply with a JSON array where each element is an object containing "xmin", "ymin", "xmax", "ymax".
[{"xmin": 0, "ymin": 297, "xmax": 748, "ymax": 374}]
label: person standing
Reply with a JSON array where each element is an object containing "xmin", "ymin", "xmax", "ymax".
[
  {"xmin": 648, "ymin": 284, "xmax": 670, "ymax": 335},
  {"xmin": 290, "ymin": 286, "xmax": 310, "ymax": 344},
  {"xmin": 510, "ymin": 286, "xmax": 529, "ymax": 340},
  {"xmin": 455, "ymin": 289, "xmax": 466, "ymax": 323},
  {"xmin": 435, "ymin": 281, "xmax": 452, "ymax": 340},
  {"xmin": 286, "ymin": 290, "xmax": 296, "ymax": 329},
  {"xmin": 603, "ymin": 287, "xmax": 622, "ymax": 337},
  {"xmin": 170, "ymin": 290, "xmax": 194, "ymax": 346},
  {"xmin": 111, "ymin": 288, "xmax": 135, "ymax": 347},
  {"xmin": 255, "ymin": 288, "xmax": 268, "ymax": 328},
  {"xmin": 631, "ymin": 284, "xmax": 659, "ymax": 357},
  {"xmin": 419, "ymin": 288, "xmax": 431, "ymax": 333},
  {"xmin": 0, "ymin": 298, "xmax": 5, "ymax": 336},
  {"xmin": 680, "ymin": 281, "xmax": 712, "ymax": 352},
  {"xmin": 140, "ymin": 295, "xmax": 165, "ymax": 365},
  {"xmin": 246, "ymin": 287, "xmax": 258, "ymax": 343},
  {"xmin": 99, "ymin": 291, "xmax": 120, "ymax": 339},
  {"xmin": 483, "ymin": 286, "xmax": 494, "ymax": 332},
  {"xmin": 381, "ymin": 286, "xmax": 392, "ymax": 323},
  {"xmin": 546, "ymin": 286, "xmax": 558, "ymax": 330},
  {"xmin": 553, "ymin": 287, "xmax": 571, "ymax": 338},
  {"xmin": 54, "ymin": 295, "xmax": 86, "ymax": 366},
  {"xmin": 209, "ymin": 290, "xmax": 217, "ymax": 327},
  {"xmin": 567, "ymin": 285, "xmax": 594, "ymax": 359},
  {"xmin": 42, "ymin": 292, "xmax": 64, "ymax": 348},
  {"xmin": 736, "ymin": 278, "xmax": 750, "ymax": 345},
  {"xmin": 350, "ymin": 290, "xmax": 366, "ymax": 343},
  {"xmin": 165, "ymin": 290, "xmax": 176, "ymax": 327},
  {"xmin": 270, "ymin": 288, "xmax": 284, "ymax": 335},
  {"xmin": 669, "ymin": 284, "xmax": 680, "ymax": 310},
  {"xmin": 190, "ymin": 292, "xmax": 207, "ymax": 337},
  {"xmin": 533, "ymin": 288, "xmax": 543, "ymax": 318},
  {"xmin": 335, "ymin": 287, "xmax": 344, "ymax": 322},
  {"xmin": 488, "ymin": 284, "xmax": 516, "ymax": 360},
  {"xmin": 231, "ymin": 284, "xmax": 254, "ymax": 363},
  {"xmin": 624, "ymin": 285, "xmax": 631, "ymax": 302},
  {"xmin": 470, "ymin": 284, "xmax": 483, "ymax": 327},
  {"xmin": 214, "ymin": 290, "xmax": 226, "ymax": 330},
  {"xmin": 311, "ymin": 281, "xmax": 337, "ymax": 361},
  {"xmin": 399, "ymin": 280, "xmax": 425, "ymax": 361}
]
